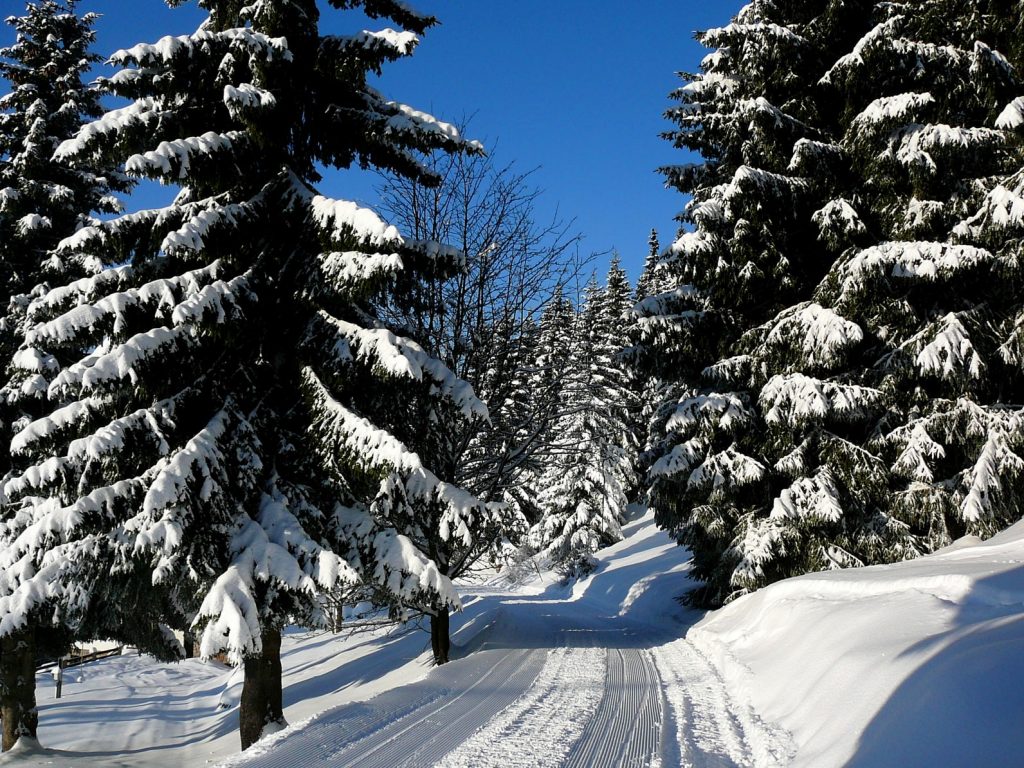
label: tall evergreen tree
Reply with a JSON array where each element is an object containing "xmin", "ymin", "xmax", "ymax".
[
  {"xmin": 0, "ymin": 1, "xmax": 128, "ymax": 749},
  {"xmin": 638, "ymin": 0, "xmax": 869, "ymax": 606},
  {"xmin": 640, "ymin": 0, "xmax": 1024, "ymax": 607},
  {"xmin": 2, "ymin": 0, "xmax": 485, "ymax": 750}
]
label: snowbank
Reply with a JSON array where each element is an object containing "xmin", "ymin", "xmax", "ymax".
[{"xmin": 688, "ymin": 521, "xmax": 1024, "ymax": 767}]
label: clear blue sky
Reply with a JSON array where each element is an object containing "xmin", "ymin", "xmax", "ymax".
[{"xmin": 3, "ymin": 0, "xmax": 742, "ymax": 281}]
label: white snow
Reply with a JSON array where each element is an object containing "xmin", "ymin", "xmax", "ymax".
[
  {"xmin": 319, "ymin": 311, "xmax": 487, "ymax": 421},
  {"xmin": 850, "ymin": 92, "xmax": 934, "ymax": 130},
  {"xmin": 835, "ymin": 241, "xmax": 993, "ymax": 304},
  {"xmin": 4, "ymin": 512, "xmax": 1023, "ymax": 767},
  {"xmin": 691, "ymin": 521, "xmax": 1024, "ymax": 767},
  {"xmin": 995, "ymin": 96, "xmax": 1024, "ymax": 130},
  {"xmin": 311, "ymin": 195, "xmax": 402, "ymax": 248},
  {"xmin": 125, "ymin": 131, "xmax": 242, "ymax": 179},
  {"xmin": 760, "ymin": 302, "xmax": 863, "ymax": 370}
]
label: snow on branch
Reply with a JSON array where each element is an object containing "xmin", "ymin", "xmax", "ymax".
[
  {"xmin": 49, "ymin": 326, "xmax": 193, "ymax": 398},
  {"xmin": 812, "ymin": 199, "xmax": 866, "ymax": 247},
  {"xmin": 687, "ymin": 446, "xmax": 766, "ymax": 496},
  {"xmin": 650, "ymin": 437, "xmax": 705, "ymax": 479},
  {"xmin": 132, "ymin": 409, "xmax": 230, "ymax": 557},
  {"xmin": 302, "ymin": 367, "xmax": 422, "ymax": 474},
  {"xmin": 194, "ymin": 489, "xmax": 360, "ymax": 662},
  {"xmin": 960, "ymin": 425, "xmax": 1024, "ymax": 530},
  {"xmin": 996, "ymin": 96, "xmax": 1024, "ymax": 130},
  {"xmin": 323, "ymin": 28, "xmax": 419, "ymax": 59},
  {"xmin": 760, "ymin": 373, "xmax": 882, "ymax": 427},
  {"xmin": 850, "ymin": 92, "xmax": 935, "ymax": 133},
  {"xmin": 310, "ymin": 195, "xmax": 402, "ymax": 248},
  {"xmin": 889, "ymin": 312, "xmax": 985, "ymax": 382},
  {"xmin": 125, "ymin": 131, "xmax": 244, "ymax": 180},
  {"xmin": 632, "ymin": 285, "xmax": 701, "ymax": 317},
  {"xmin": 702, "ymin": 21, "xmax": 807, "ymax": 48},
  {"xmin": 893, "ymin": 124, "xmax": 1003, "ymax": 175},
  {"xmin": 954, "ymin": 171, "xmax": 1024, "ymax": 241},
  {"xmin": 110, "ymin": 27, "xmax": 291, "ymax": 69},
  {"xmin": 376, "ymin": 467, "xmax": 490, "ymax": 548},
  {"xmin": 9, "ymin": 399, "xmax": 108, "ymax": 456},
  {"xmin": 820, "ymin": 17, "xmax": 902, "ymax": 85},
  {"xmin": 223, "ymin": 84, "xmax": 276, "ymax": 118},
  {"xmin": 666, "ymin": 392, "xmax": 752, "ymax": 434},
  {"xmin": 758, "ymin": 302, "xmax": 863, "ymax": 371},
  {"xmin": 729, "ymin": 515, "xmax": 788, "ymax": 590},
  {"xmin": 161, "ymin": 198, "xmax": 257, "ymax": 254},
  {"xmin": 888, "ymin": 422, "xmax": 946, "ymax": 482},
  {"xmin": 317, "ymin": 311, "xmax": 487, "ymax": 420},
  {"xmin": 54, "ymin": 99, "xmax": 162, "ymax": 161},
  {"xmin": 830, "ymin": 242, "xmax": 993, "ymax": 305},
  {"xmin": 771, "ymin": 467, "xmax": 844, "ymax": 523},
  {"xmin": 311, "ymin": 250, "xmax": 404, "ymax": 293},
  {"xmin": 28, "ymin": 262, "xmax": 229, "ymax": 345}
]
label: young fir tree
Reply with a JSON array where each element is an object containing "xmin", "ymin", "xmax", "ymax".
[
  {"xmin": 530, "ymin": 264, "xmax": 638, "ymax": 576},
  {"xmin": 2, "ymin": 0, "xmax": 486, "ymax": 750},
  {"xmin": 0, "ymin": 1, "xmax": 129, "ymax": 749},
  {"xmin": 518, "ymin": 285, "xmax": 576, "ymax": 523}
]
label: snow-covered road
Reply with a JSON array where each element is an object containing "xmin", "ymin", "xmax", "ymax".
[{"xmin": 220, "ymin": 515, "xmax": 784, "ymax": 768}]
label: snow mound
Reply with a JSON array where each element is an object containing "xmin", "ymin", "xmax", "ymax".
[{"xmin": 689, "ymin": 521, "xmax": 1024, "ymax": 767}]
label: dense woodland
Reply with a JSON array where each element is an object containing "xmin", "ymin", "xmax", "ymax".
[{"xmin": 0, "ymin": 0, "xmax": 1022, "ymax": 755}]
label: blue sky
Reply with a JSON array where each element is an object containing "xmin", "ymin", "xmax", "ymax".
[{"xmin": 3, "ymin": 0, "xmax": 742, "ymax": 281}]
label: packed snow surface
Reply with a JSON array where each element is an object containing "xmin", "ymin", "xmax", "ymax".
[{"xmin": 3, "ymin": 511, "xmax": 1023, "ymax": 767}]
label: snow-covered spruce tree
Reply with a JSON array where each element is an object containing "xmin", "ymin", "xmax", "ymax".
[
  {"xmin": 642, "ymin": 0, "xmax": 1024, "ymax": 607},
  {"xmin": 3, "ymin": 0, "xmax": 486, "ymax": 750},
  {"xmin": 637, "ymin": 0, "xmax": 878, "ymax": 606},
  {"xmin": 530, "ymin": 265, "xmax": 637, "ymax": 577},
  {"xmin": 0, "ymin": 1, "xmax": 130, "ymax": 750},
  {"xmin": 802, "ymin": 1, "xmax": 1024, "ymax": 553},
  {"xmin": 519, "ymin": 285, "xmax": 577, "ymax": 523},
  {"xmin": 731, "ymin": 0, "xmax": 1024, "ymax": 592}
]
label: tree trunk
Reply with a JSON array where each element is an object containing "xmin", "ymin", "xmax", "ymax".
[
  {"xmin": 182, "ymin": 631, "xmax": 196, "ymax": 659},
  {"xmin": 1, "ymin": 627, "xmax": 38, "ymax": 751},
  {"xmin": 430, "ymin": 607, "xmax": 450, "ymax": 666},
  {"xmin": 238, "ymin": 627, "xmax": 285, "ymax": 751}
]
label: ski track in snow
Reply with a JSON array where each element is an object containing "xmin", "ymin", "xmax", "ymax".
[
  {"xmin": 653, "ymin": 639, "xmax": 789, "ymax": 768},
  {"xmin": 437, "ymin": 646, "xmax": 605, "ymax": 768},
  {"xmin": 562, "ymin": 648, "xmax": 664, "ymax": 768}
]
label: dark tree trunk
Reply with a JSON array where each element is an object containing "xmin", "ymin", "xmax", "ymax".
[
  {"xmin": 182, "ymin": 631, "xmax": 196, "ymax": 659},
  {"xmin": 1, "ymin": 627, "xmax": 38, "ymax": 751},
  {"xmin": 238, "ymin": 627, "xmax": 285, "ymax": 751},
  {"xmin": 430, "ymin": 607, "xmax": 450, "ymax": 666}
]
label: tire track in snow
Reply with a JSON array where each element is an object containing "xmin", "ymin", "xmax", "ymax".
[
  {"xmin": 562, "ymin": 648, "xmax": 664, "ymax": 768},
  {"xmin": 226, "ymin": 648, "xmax": 543, "ymax": 768},
  {"xmin": 435, "ymin": 647, "xmax": 606, "ymax": 768},
  {"xmin": 653, "ymin": 639, "xmax": 789, "ymax": 768},
  {"xmin": 334, "ymin": 647, "xmax": 546, "ymax": 767}
]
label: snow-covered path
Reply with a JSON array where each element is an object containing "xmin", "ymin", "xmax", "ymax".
[{"xmin": 219, "ymin": 514, "xmax": 782, "ymax": 768}]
